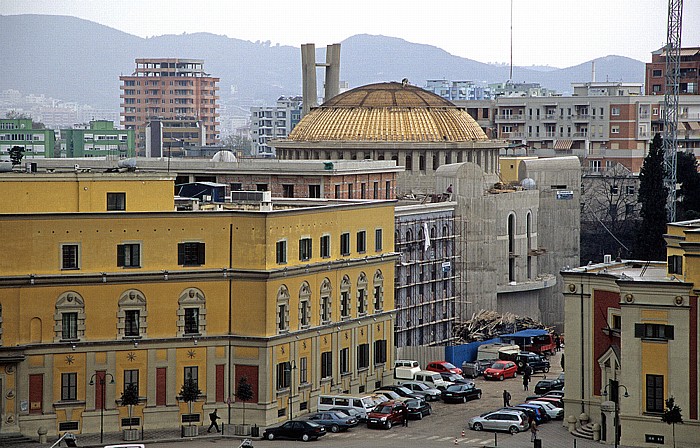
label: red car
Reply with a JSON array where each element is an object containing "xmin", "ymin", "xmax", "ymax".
[
  {"xmin": 426, "ymin": 361, "xmax": 463, "ymax": 375},
  {"xmin": 483, "ymin": 361, "xmax": 518, "ymax": 381},
  {"xmin": 366, "ymin": 400, "xmax": 408, "ymax": 429}
]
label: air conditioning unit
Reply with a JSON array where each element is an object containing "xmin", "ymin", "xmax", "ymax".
[{"xmin": 603, "ymin": 254, "xmax": 612, "ymax": 264}]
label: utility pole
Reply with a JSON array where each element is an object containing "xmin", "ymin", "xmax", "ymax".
[{"xmin": 663, "ymin": 0, "xmax": 683, "ymax": 221}]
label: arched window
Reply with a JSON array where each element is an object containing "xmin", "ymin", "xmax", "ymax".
[
  {"xmin": 357, "ymin": 272, "xmax": 368, "ymax": 315},
  {"xmin": 340, "ymin": 275, "xmax": 351, "ymax": 319},
  {"xmin": 320, "ymin": 278, "xmax": 332, "ymax": 324},
  {"xmin": 299, "ymin": 282, "xmax": 311, "ymax": 328},
  {"xmin": 177, "ymin": 288, "xmax": 206, "ymax": 337},
  {"xmin": 373, "ymin": 270, "xmax": 384, "ymax": 312},
  {"xmin": 276, "ymin": 285, "xmax": 290, "ymax": 333},
  {"xmin": 508, "ymin": 213, "xmax": 516, "ymax": 282},
  {"xmin": 54, "ymin": 291, "xmax": 86, "ymax": 342},
  {"xmin": 117, "ymin": 289, "xmax": 148, "ymax": 338}
]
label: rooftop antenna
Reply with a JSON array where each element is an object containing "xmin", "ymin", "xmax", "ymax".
[{"xmin": 509, "ymin": 0, "xmax": 513, "ymax": 81}]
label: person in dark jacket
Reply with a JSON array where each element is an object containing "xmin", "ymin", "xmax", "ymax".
[
  {"xmin": 207, "ymin": 408, "xmax": 221, "ymax": 433},
  {"xmin": 503, "ymin": 390, "xmax": 511, "ymax": 407}
]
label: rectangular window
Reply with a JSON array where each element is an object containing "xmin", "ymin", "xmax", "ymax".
[
  {"xmin": 348, "ymin": 183, "xmax": 354, "ymax": 199},
  {"xmin": 357, "ymin": 343, "xmax": 370, "ymax": 370},
  {"xmin": 374, "ymin": 285, "xmax": 382, "ymax": 311},
  {"xmin": 282, "ymin": 184, "xmax": 294, "ymax": 198},
  {"xmin": 124, "ymin": 369, "xmax": 139, "ymax": 396},
  {"xmin": 256, "ymin": 183, "xmax": 268, "ymax": 191},
  {"xmin": 321, "ymin": 351, "xmax": 332, "ymax": 378},
  {"xmin": 340, "ymin": 233, "xmax": 350, "ymax": 256},
  {"xmin": 341, "ymin": 291, "xmax": 350, "ymax": 318},
  {"xmin": 117, "ymin": 243, "xmax": 141, "ymax": 268},
  {"xmin": 299, "ymin": 357, "xmax": 308, "ymax": 384},
  {"xmin": 668, "ymin": 255, "xmax": 682, "ymax": 275},
  {"xmin": 625, "ymin": 185, "xmax": 636, "ymax": 195},
  {"xmin": 230, "ymin": 183, "xmax": 242, "ymax": 191},
  {"xmin": 178, "ymin": 242, "xmax": 205, "ymax": 266},
  {"xmin": 340, "ymin": 348, "xmax": 350, "ymax": 374},
  {"xmin": 276, "ymin": 240, "xmax": 287, "ymax": 264},
  {"xmin": 276, "ymin": 362, "xmax": 291, "ymax": 389},
  {"xmin": 107, "ymin": 192, "xmax": 126, "ymax": 211},
  {"xmin": 184, "ymin": 366, "xmax": 198, "ymax": 390},
  {"xmin": 184, "ymin": 308, "xmax": 199, "ymax": 334},
  {"xmin": 124, "ymin": 310, "xmax": 140, "ymax": 337},
  {"xmin": 374, "ymin": 340, "xmax": 387, "ymax": 365},
  {"xmin": 635, "ymin": 323, "xmax": 674, "ymax": 340},
  {"xmin": 611, "ymin": 126, "xmax": 620, "ymax": 134},
  {"xmin": 308, "ymin": 185, "xmax": 321, "ymax": 198},
  {"xmin": 611, "ymin": 107, "xmax": 620, "ymax": 116},
  {"xmin": 335, "ymin": 184, "xmax": 340, "ymax": 199},
  {"xmin": 356, "ymin": 231, "xmax": 366, "ymax": 253},
  {"xmin": 62, "ymin": 313, "xmax": 78, "ymax": 340},
  {"xmin": 320, "ymin": 235, "xmax": 330, "ymax": 258},
  {"xmin": 646, "ymin": 374, "xmax": 664, "ymax": 413},
  {"xmin": 361, "ymin": 183, "xmax": 366, "ymax": 199},
  {"xmin": 373, "ymin": 182, "xmax": 379, "ymax": 199},
  {"xmin": 652, "ymin": 69, "xmax": 663, "ymax": 77},
  {"xmin": 61, "ymin": 373, "xmax": 77, "ymax": 401},
  {"xmin": 61, "ymin": 244, "xmax": 80, "ymax": 270},
  {"xmin": 321, "ymin": 296, "xmax": 331, "ymax": 322},
  {"xmin": 299, "ymin": 238, "xmax": 312, "ymax": 261},
  {"xmin": 385, "ymin": 181, "xmax": 391, "ymax": 199},
  {"xmin": 375, "ymin": 229, "xmax": 383, "ymax": 251},
  {"xmin": 277, "ymin": 304, "xmax": 287, "ymax": 331}
]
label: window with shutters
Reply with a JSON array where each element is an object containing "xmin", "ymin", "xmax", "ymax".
[
  {"xmin": 375, "ymin": 228, "xmax": 383, "ymax": 252},
  {"xmin": 340, "ymin": 348, "xmax": 350, "ymax": 374},
  {"xmin": 54, "ymin": 292, "xmax": 85, "ymax": 342},
  {"xmin": 177, "ymin": 288, "xmax": 206, "ymax": 336},
  {"xmin": 299, "ymin": 282, "xmax": 311, "ymax": 328},
  {"xmin": 634, "ymin": 323, "xmax": 674, "ymax": 341},
  {"xmin": 668, "ymin": 255, "xmax": 682, "ymax": 275},
  {"xmin": 276, "ymin": 362, "xmax": 291, "ymax": 390},
  {"xmin": 374, "ymin": 340, "xmax": 387, "ymax": 365},
  {"xmin": 340, "ymin": 275, "xmax": 351, "ymax": 319},
  {"xmin": 117, "ymin": 243, "xmax": 141, "ymax": 268},
  {"xmin": 299, "ymin": 237, "xmax": 312, "ymax": 261},
  {"xmin": 645, "ymin": 374, "xmax": 664, "ymax": 413},
  {"xmin": 357, "ymin": 272, "xmax": 368, "ymax": 316},
  {"xmin": 373, "ymin": 270, "xmax": 384, "ymax": 312},
  {"xmin": 356, "ymin": 230, "xmax": 366, "ymax": 253},
  {"xmin": 357, "ymin": 344, "xmax": 370, "ymax": 370},
  {"xmin": 320, "ymin": 278, "xmax": 332, "ymax": 323},
  {"xmin": 277, "ymin": 285, "xmax": 290, "ymax": 333},
  {"xmin": 321, "ymin": 351, "xmax": 332, "ymax": 378},
  {"xmin": 276, "ymin": 240, "xmax": 287, "ymax": 264},
  {"xmin": 178, "ymin": 242, "xmax": 205, "ymax": 266},
  {"xmin": 299, "ymin": 357, "xmax": 308, "ymax": 384},
  {"xmin": 320, "ymin": 235, "xmax": 330, "ymax": 258},
  {"xmin": 117, "ymin": 289, "xmax": 147, "ymax": 338},
  {"xmin": 340, "ymin": 233, "xmax": 350, "ymax": 256}
]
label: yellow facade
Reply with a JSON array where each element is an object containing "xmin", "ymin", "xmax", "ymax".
[{"xmin": 0, "ymin": 173, "xmax": 397, "ymax": 437}]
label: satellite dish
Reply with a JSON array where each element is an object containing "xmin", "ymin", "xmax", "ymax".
[
  {"xmin": 521, "ymin": 178, "xmax": 536, "ymax": 190},
  {"xmin": 211, "ymin": 150, "xmax": 237, "ymax": 162}
]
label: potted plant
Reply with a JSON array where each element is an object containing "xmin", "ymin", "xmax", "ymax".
[
  {"xmin": 180, "ymin": 378, "xmax": 202, "ymax": 437},
  {"xmin": 236, "ymin": 376, "xmax": 254, "ymax": 432},
  {"xmin": 120, "ymin": 384, "xmax": 140, "ymax": 441}
]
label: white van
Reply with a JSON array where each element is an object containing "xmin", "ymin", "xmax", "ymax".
[
  {"xmin": 317, "ymin": 394, "xmax": 379, "ymax": 420},
  {"xmin": 476, "ymin": 343, "xmax": 520, "ymax": 362},
  {"xmin": 412, "ymin": 370, "xmax": 453, "ymax": 390},
  {"xmin": 394, "ymin": 359, "xmax": 421, "ymax": 379}
]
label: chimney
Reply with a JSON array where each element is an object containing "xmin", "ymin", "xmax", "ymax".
[{"xmin": 591, "ymin": 61, "xmax": 596, "ymax": 83}]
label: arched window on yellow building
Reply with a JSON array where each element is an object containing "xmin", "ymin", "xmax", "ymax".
[
  {"xmin": 373, "ymin": 270, "xmax": 384, "ymax": 312},
  {"xmin": 54, "ymin": 291, "xmax": 86, "ymax": 342},
  {"xmin": 177, "ymin": 288, "xmax": 206, "ymax": 337},
  {"xmin": 276, "ymin": 285, "xmax": 290, "ymax": 333},
  {"xmin": 117, "ymin": 289, "xmax": 148, "ymax": 338},
  {"xmin": 299, "ymin": 282, "xmax": 311, "ymax": 329},
  {"xmin": 357, "ymin": 272, "xmax": 368, "ymax": 316},
  {"xmin": 320, "ymin": 278, "xmax": 332, "ymax": 324},
  {"xmin": 340, "ymin": 275, "xmax": 351, "ymax": 319}
]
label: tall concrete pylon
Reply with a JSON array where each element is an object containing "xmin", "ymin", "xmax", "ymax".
[{"xmin": 301, "ymin": 43, "xmax": 341, "ymax": 117}]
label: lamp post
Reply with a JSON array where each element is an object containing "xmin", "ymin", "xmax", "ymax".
[
  {"xmin": 603, "ymin": 381, "xmax": 629, "ymax": 448},
  {"xmin": 285, "ymin": 361, "xmax": 297, "ymax": 420},
  {"xmin": 89, "ymin": 372, "xmax": 115, "ymax": 444}
]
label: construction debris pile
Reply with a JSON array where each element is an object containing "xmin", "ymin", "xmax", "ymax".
[{"xmin": 454, "ymin": 310, "xmax": 548, "ymax": 343}]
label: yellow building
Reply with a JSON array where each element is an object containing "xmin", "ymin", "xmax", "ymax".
[
  {"xmin": 561, "ymin": 219, "xmax": 700, "ymax": 447},
  {"xmin": 0, "ymin": 172, "xmax": 396, "ymax": 438}
]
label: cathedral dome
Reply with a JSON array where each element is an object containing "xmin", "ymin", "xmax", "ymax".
[{"xmin": 286, "ymin": 82, "xmax": 488, "ymax": 142}]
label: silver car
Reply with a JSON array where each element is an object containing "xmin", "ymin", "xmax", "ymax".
[
  {"xmin": 399, "ymin": 381, "xmax": 442, "ymax": 401},
  {"xmin": 468, "ymin": 410, "xmax": 529, "ymax": 434}
]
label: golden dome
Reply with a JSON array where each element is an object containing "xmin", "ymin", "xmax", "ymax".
[{"xmin": 287, "ymin": 82, "xmax": 488, "ymax": 142}]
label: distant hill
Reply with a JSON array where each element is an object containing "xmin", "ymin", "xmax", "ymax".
[{"xmin": 0, "ymin": 14, "xmax": 646, "ymax": 111}]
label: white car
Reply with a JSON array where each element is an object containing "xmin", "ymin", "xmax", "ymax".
[
  {"xmin": 399, "ymin": 381, "xmax": 442, "ymax": 401},
  {"xmin": 527, "ymin": 400, "xmax": 564, "ymax": 419}
]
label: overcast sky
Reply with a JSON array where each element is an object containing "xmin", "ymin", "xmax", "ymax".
[{"xmin": 4, "ymin": 0, "xmax": 699, "ymax": 68}]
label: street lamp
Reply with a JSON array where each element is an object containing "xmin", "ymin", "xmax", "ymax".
[
  {"xmin": 603, "ymin": 381, "xmax": 629, "ymax": 448},
  {"xmin": 284, "ymin": 361, "xmax": 297, "ymax": 420},
  {"xmin": 89, "ymin": 372, "xmax": 115, "ymax": 444}
]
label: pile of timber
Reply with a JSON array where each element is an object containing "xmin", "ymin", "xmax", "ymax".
[{"xmin": 454, "ymin": 309, "xmax": 547, "ymax": 343}]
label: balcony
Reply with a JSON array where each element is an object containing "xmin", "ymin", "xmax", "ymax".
[
  {"xmin": 497, "ymin": 114, "xmax": 526, "ymax": 121},
  {"xmin": 573, "ymin": 114, "xmax": 590, "ymax": 121},
  {"xmin": 573, "ymin": 132, "xmax": 588, "ymax": 139}
]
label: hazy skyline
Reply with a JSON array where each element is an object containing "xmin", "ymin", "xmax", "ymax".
[{"xmin": 3, "ymin": 0, "xmax": 700, "ymax": 68}]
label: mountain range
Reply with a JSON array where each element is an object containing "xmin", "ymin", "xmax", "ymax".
[{"xmin": 0, "ymin": 14, "xmax": 647, "ymax": 111}]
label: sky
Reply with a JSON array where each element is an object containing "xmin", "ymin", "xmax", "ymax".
[{"xmin": 3, "ymin": 0, "xmax": 700, "ymax": 68}]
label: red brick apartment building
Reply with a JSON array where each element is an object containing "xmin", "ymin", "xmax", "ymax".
[{"xmin": 646, "ymin": 47, "xmax": 700, "ymax": 96}]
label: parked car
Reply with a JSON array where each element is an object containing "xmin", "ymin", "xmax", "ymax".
[
  {"xmin": 399, "ymin": 381, "xmax": 442, "ymax": 401},
  {"xmin": 305, "ymin": 411, "xmax": 358, "ymax": 432},
  {"xmin": 377, "ymin": 384, "xmax": 421, "ymax": 399},
  {"xmin": 530, "ymin": 395, "xmax": 564, "ymax": 408},
  {"xmin": 263, "ymin": 420, "xmax": 327, "ymax": 441},
  {"xmin": 527, "ymin": 400, "xmax": 564, "ymax": 420},
  {"xmin": 426, "ymin": 361, "xmax": 463, "ymax": 375},
  {"xmin": 461, "ymin": 359, "xmax": 495, "ymax": 378},
  {"xmin": 374, "ymin": 390, "xmax": 408, "ymax": 402},
  {"xmin": 468, "ymin": 410, "xmax": 529, "ymax": 434},
  {"xmin": 534, "ymin": 378, "xmax": 564, "ymax": 395},
  {"xmin": 330, "ymin": 407, "xmax": 364, "ymax": 422},
  {"xmin": 483, "ymin": 361, "xmax": 518, "ymax": 381},
  {"xmin": 366, "ymin": 400, "xmax": 408, "ymax": 429},
  {"xmin": 503, "ymin": 406, "xmax": 546, "ymax": 424},
  {"xmin": 440, "ymin": 372, "xmax": 472, "ymax": 385},
  {"xmin": 543, "ymin": 390, "xmax": 565, "ymax": 399},
  {"xmin": 441, "ymin": 383, "xmax": 482, "ymax": 403},
  {"xmin": 515, "ymin": 351, "xmax": 550, "ymax": 373},
  {"xmin": 413, "ymin": 370, "xmax": 454, "ymax": 390},
  {"xmin": 405, "ymin": 397, "xmax": 432, "ymax": 419},
  {"xmin": 394, "ymin": 359, "xmax": 421, "ymax": 380}
]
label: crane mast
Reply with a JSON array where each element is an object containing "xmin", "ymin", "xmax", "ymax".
[{"xmin": 663, "ymin": 0, "xmax": 683, "ymax": 221}]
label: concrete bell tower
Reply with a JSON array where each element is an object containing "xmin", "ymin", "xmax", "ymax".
[{"xmin": 301, "ymin": 43, "xmax": 341, "ymax": 116}]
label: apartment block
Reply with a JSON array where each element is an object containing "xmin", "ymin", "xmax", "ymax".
[
  {"xmin": 0, "ymin": 118, "xmax": 56, "ymax": 160},
  {"xmin": 250, "ymin": 96, "xmax": 302, "ymax": 156},
  {"xmin": 645, "ymin": 47, "xmax": 700, "ymax": 96},
  {"xmin": 119, "ymin": 59, "xmax": 220, "ymax": 154},
  {"xmin": 61, "ymin": 120, "xmax": 135, "ymax": 158}
]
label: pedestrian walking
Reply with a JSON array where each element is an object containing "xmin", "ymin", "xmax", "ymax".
[
  {"xmin": 402, "ymin": 407, "xmax": 409, "ymax": 427},
  {"xmin": 555, "ymin": 333, "xmax": 561, "ymax": 352},
  {"xmin": 207, "ymin": 408, "xmax": 221, "ymax": 433},
  {"xmin": 523, "ymin": 373, "xmax": 529, "ymax": 391},
  {"xmin": 502, "ymin": 389, "xmax": 511, "ymax": 407},
  {"xmin": 530, "ymin": 417, "xmax": 538, "ymax": 441}
]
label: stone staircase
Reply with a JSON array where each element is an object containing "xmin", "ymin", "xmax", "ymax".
[
  {"xmin": 0, "ymin": 433, "xmax": 38, "ymax": 447},
  {"xmin": 572, "ymin": 422, "xmax": 596, "ymax": 440}
]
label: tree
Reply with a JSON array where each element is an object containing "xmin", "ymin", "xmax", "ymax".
[
  {"xmin": 661, "ymin": 396, "xmax": 683, "ymax": 448},
  {"xmin": 676, "ymin": 151, "xmax": 700, "ymax": 220},
  {"xmin": 119, "ymin": 383, "xmax": 140, "ymax": 430},
  {"xmin": 222, "ymin": 134, "xmax": 253, "ymax": 156},
  {"xmin": 236, "ymin": 376, "xmax": 254, "ymax": 426},
  {"xmin": 179, "ymin": 378, "xmax": 202, "ymax": 426},
  {"xmin": 9, "ymin": 146, "xmax": 25, "ymax": 166},
  {"xmin": 634, "ymin": 133, "xmax": 668, "ymax": 260},
  {"xmin": 4, "ymin": 110, "xmax": 45, "ymax": 129}
]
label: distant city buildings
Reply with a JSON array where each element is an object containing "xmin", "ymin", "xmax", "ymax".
[
  {"xmin": 61, "ymin": 120, "xmax": 135, "ymax": 158},
  {"xmin": 119, "ymin": 58, "xmax": 220, "ymax": 156},
  {"xmin": 645, "ymin": 46, "xmax": 700, "ymax": 95},
  {"xmin": 250, "ymin": 96, "xmax": 302, "ymax": 156},
  {"xmin": 0, "ymin": 118, "xmax": 56, "ymax": 160}
]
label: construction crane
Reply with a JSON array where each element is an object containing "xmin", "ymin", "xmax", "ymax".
[{"xmin": 663, "ymin": 0, "xmax": 683, "ymax": 221}]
